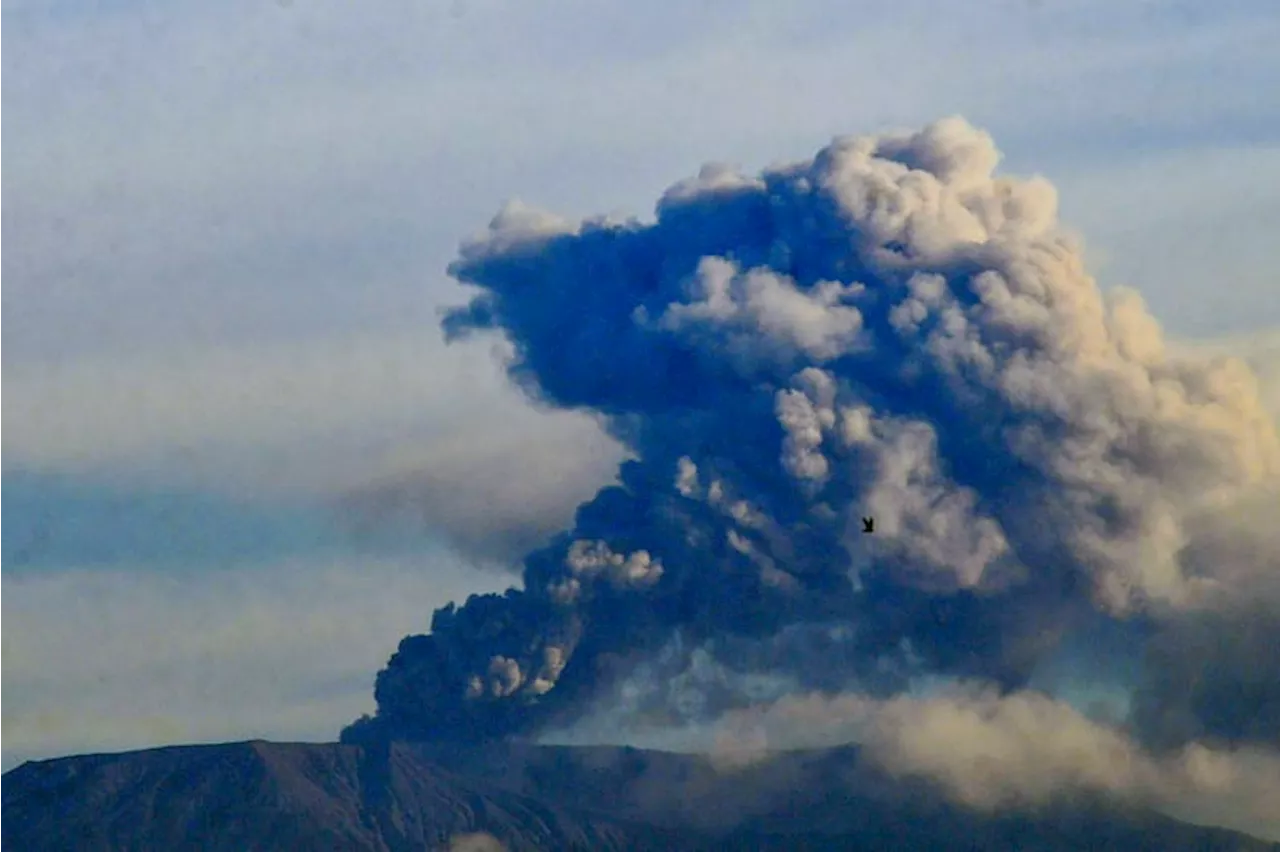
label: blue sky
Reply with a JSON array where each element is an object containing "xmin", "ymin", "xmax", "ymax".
[{"xmin": 3, "ymin": 0, "xmax": 1280, "ymax": 770}]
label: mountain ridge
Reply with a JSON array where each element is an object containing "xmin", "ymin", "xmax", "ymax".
[{"xmin": 5, "ymin": 739, "xmax": 1276, "ymax": 851}]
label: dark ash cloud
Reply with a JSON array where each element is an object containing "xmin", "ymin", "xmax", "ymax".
[{"xmin": 344, "ymin": 118, "xmax": 1280, "ymax": 769}]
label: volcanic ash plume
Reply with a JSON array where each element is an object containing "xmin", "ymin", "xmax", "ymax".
[{"xmin": 343, "ymin": 117, "xmax": 1280, "ymax": 748}]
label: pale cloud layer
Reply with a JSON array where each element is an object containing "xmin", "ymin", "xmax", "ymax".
[
  {"xmin": 1, "ymin": 553, "xmax": 512, "ymax": 771},
  {"xmin": 5, "ymin": 0, "xmax": 1279, "ymax": 363},
  {"xmin": 711, "ymin": 687, "xmax": 1280, "ymax": 841},
  {"xmin": 3, "ymin": 333, "xmax": 624, "ymax": 565},
  {"xmin": 2, "ymin": 333, "xmax": 620, "ymax": 489}
]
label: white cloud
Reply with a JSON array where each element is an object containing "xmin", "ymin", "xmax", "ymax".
[{"xmin": 712, "ymin": 686, "xmax": 1280, "ymax": 842}]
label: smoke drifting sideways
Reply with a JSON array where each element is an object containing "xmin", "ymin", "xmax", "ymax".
[{"xmin": 343, "ymin": 118, "xmax": 1280, "ymax": 759}]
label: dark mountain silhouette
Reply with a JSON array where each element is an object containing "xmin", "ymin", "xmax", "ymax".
[{"xmin": 4, "ymin": 740, "xmax": 1276, "ymax": 851}]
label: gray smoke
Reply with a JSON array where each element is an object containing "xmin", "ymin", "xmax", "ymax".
[{"xmin": 344, "ymin": 118, "xmax": 1279, "ymax": 765}]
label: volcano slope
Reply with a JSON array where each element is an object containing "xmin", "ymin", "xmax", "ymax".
[{"xmin": 4, "ymin": 740, "xmax": 1276, "ymax": 851}]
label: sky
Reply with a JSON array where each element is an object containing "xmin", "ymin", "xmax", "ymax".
[{"xmin": 3, "ymin": 0, "xmax": 1280, "ymax": 791}]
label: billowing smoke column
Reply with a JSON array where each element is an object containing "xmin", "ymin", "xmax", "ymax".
[{"xmin": 343, "ymin": 118, "xmax": 1279, "ymax": 747}]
